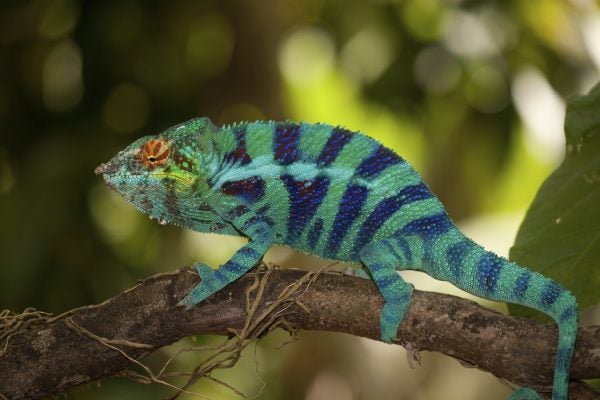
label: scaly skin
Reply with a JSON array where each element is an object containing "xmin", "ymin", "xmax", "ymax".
[{"xmin": 96, "ymin": 117, "xmax": 578, "ymax": 400}]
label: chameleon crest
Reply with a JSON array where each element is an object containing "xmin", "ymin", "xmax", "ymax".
[{"xmin": 97, "ymin": 117, "xmax": 578, "ymax": 400}]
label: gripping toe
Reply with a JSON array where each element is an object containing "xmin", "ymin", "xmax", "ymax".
[
  {"xmin": 177, "ymin": 263, "xmax": 218, "ymax": 309},
  {"xmin": 508, "ymin": 387, "xmax": 541, "ymax": 400},
  {"xmin": 194, "ymin": 263, "xmax": 214, "ymax": 281}
]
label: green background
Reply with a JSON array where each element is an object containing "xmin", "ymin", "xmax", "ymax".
[{"xmin": 1, "ymin": 1, "xmax": 598, "ymax": 399}]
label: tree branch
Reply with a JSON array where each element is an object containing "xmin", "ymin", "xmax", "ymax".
[{"xmin": 0, "ymin": 267, "xmax": 599, "ymax": 400}]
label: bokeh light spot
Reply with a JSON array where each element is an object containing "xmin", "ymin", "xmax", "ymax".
[
  {"xmin": 278, "ymin": 27, "xmax": 335, "ymax": 85},
  {"xmin": 444, "ymin": 10, "xmax": 499, "ymax": 58},
  {"xmin": 512, "ymin": 68, "xmax": 566, "ymax": 163},
  {"xmin": 42, "ymin": 39, "xmax": 83, "ymax": 112},
  {"xmin": 465, "ymin": 65, "xmax": 509, "ymax": 113},
  {"xmin": 89, "ymin": 185, "xmax": 140, "ymax": 243},
  {"xmin": 306, "ymin": 371, "xmax": 353, "ymax": 400},
  {"xmin": 401, "ymin": 0, "xmax": 446, "ymax": 42},
  {"xmin": 38, "ymin": 0, "xmax": 80, "ymax": 40},
  {"xmin": 582, "ymin": 14, "xmax": 600, "ymax": 72},
  {"xmin": 341, "ymin": 26, "xmax": 395, "ymax": 84},
  {"xmin": 103, "ymin": 83, "xmax": 150, "ymax": 133},
  {"xmin": 185, "ymin": 14, "xmax": 234, "ymax": 78},
  {"xmin": 89, "ymin": 184, "xmax": 159, "ymax": 265},
  {"xmin": 183, "ymin": 231, "xmax": 247, "ymax": 268},
  {"xmin": 414, "ymin": 45, "xmax": 461, "ymax": 94}
]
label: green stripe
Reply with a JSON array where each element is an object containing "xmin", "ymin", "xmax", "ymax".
[
  {"xmin": 245, "ymin": 122, "xmax": 274, "ymax": 160},
  {"xmin": 386, "ymin": 197, "xmax": 445, "ymax": 234},
  {"xmin": 427, "ymin": 229, "xmax": 466, "ymax": 277},
  {"xmin": 257, "ymin": 178, "xmax": 290, "ymax": 240},
  {"xmin": 298, "ymin": 123, "xmax": 332, "ymax": 160},
  {"xmin": 217, "ymin": 128, "xmax": 237, "ymax": 154},
  {"xmin": 330, "ymin": 134, "xmax": 378, "ymax": 169}
]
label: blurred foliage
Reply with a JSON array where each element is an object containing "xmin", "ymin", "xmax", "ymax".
[
  {"xmin": 510, "ymin": 82, "xmax": 600, "ymax": 318},
  {"xmin": 0, "ymin": 0, "xmax": 599, "ymax": 399}
]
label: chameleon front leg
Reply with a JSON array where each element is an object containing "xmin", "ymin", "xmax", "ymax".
[
  {"xmin": 359, "ymin": 236, "xmax": 415, "ymax": 343},
  {"xmin": 179, "ymin": 202, "xmax": 273, "ymax": 308}
]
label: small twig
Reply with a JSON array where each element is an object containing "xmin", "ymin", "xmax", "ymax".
[
  {"xmin": 0, "ymin": 308, "xmax": 52, "ymax": 357},
  {"xmin": 205, "ymin": 375, "xmax": 249, "ymax": 398},
  {"xmin": 64, "ymin": 318, "xmax": 208, "ymax": 399}
]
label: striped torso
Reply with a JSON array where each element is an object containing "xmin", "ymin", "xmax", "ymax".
[{"xmin": 208, "ymin": 121, "xmax": 448, "ymax": 263}]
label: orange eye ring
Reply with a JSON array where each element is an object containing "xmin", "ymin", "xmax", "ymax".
[{"xmin": 141, "ymin": 139, "xmax": 170, "ymax": 168}]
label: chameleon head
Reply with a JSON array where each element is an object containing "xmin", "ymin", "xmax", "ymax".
[{"xmin": 95, "ymin": 118, "xmax": 212, "ymax": 225}]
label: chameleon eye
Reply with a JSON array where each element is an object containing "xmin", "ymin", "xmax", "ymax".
[{"xmin": 141, "ymin": 138, "xmax": 170, "ymax": 168}]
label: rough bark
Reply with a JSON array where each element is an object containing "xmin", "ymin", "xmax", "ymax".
[{"xmin": 0, "ymin": 267, "xmax": 599, "ymax": 400}]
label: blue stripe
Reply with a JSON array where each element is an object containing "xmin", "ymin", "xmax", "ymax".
[
  {"xmin": 541, "ymin": 281, "xmax": 562, "ymax": 308},
  {"xmin": 316, "ymin": 127, "xmax": 353, "ymax": 166},
  {"xmin": 400, "ymin": 213, "xmax": 451, "ymax": 239},
  {"xmin": 220, "ymin": 176, "xmax": 266, "ymax": 203},
  {"xmin": 374, "ymin": 274, "xmax": 397, "ymax": 290},
  {"xmin": 326, "ymin": 184, "xmax": 369, "ymax": 257},
  {"xmin": 555, "ymin": 346, "xmax": 572, "ymax": 373},
  {"xmin": 398, "ymin": 182, "xmax": 431, "ymax": 203},
  {"xmin": 224, "ymin": 260, "xmax": 246, "ymax": 274},
  {"xmin": 274, "ymin": 122, "xmax": 301, "ymax": 165},
  {"xmin": 476, "ymin": 252, "xmax": 503, "ymax": 293},
  {"xmin": 282, "ymin": 175, "xmax": 330, "ymax": 244},
  {"xmin": 307, "ymin": 218, "xmax": 324, "ymax": 249},
  {"xmin": 224, "ymin": 125, "xmax": 252, "ymax": 165},
  {"xmin": 238, "ymin": 246, "xmax": 260, "ymax": 259},
  {"xmin": 351, "ymin": 185, "xmax": 434, "ymax": 256},
  {"xmin": 242, "ymin": 215, "xmax": 263, "ymax": 231},
  {"xmin": 559, "ymin": 306, "xmax": 576, "ymax": 324},
  {"xmin": 394, "ymin": 237, "xmax": 413, "ymax": 264},
  {"xmin": 356, "ymin": 145, "xmax": 404, "ymax": 179},
  {"xmin": 367, "ymin": 262, "xmax": 384, "ymax": 273},
  {"xmin": 513, "ymin": 271, "xmax": 531, "ymax": 298},
  {"xmin": 446, "ymin": 240, "xmax": 471, "ymax": 280}
]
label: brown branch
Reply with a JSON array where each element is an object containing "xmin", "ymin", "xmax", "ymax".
[{"xmin": 0, "ymin": 267, "xmax": 599, "ymax": 400}]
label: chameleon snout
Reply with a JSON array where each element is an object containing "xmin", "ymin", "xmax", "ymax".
[{"xmin": 95, "ymin": 161, "xmax": 115, "ymax": 175}]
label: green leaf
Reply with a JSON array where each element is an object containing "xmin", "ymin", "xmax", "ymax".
[{"xmin": 509, "ymin": 82, "xmax": 600, "ymax": 319}]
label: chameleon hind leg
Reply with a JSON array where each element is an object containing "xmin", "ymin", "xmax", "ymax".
[{"xmin": 359, "ymin": 236, "xmax": 416, "ymax": 342}]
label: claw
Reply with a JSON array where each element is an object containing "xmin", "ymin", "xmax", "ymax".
[{"xmin": 176, "ymin": 296, "xmax": 195, "ymax": 310}]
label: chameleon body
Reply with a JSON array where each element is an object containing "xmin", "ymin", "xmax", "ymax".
[{"xmin": 96, "ymin": 117, "xmax": 578, "ymax": 400}]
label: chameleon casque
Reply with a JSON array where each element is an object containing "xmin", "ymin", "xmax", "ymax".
[{"xmin": 96, "ymin": 117, "xmax": 578, "ymax": 400}]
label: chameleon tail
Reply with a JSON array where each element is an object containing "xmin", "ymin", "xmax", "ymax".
[
  {"xmin": 501, "ymin": 257, "xmax": 578, "ymax": 400},
  {"xmin": 441, "ymin": 237, "xmax": 578, "ymax": 400}
]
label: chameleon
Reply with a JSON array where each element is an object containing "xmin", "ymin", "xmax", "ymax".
[{"xmin": 95, "ymin": 117, "xmax": 578, "ymax": 400}]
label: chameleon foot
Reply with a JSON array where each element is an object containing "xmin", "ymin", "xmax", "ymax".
[
  {"xmin": 177, "ymin": 263, "xmax": 218, "ymax": 309},
  {"xmin": 378, "ymin": 284, "xmax": 413, "ymax": 343},
  {"xmin": 508, "ymin": 387, "xmax": 541, "ymax": 400},
  {"xmin": 379, "ymin": 299, "xmax": 410, "ymax": 343}
]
